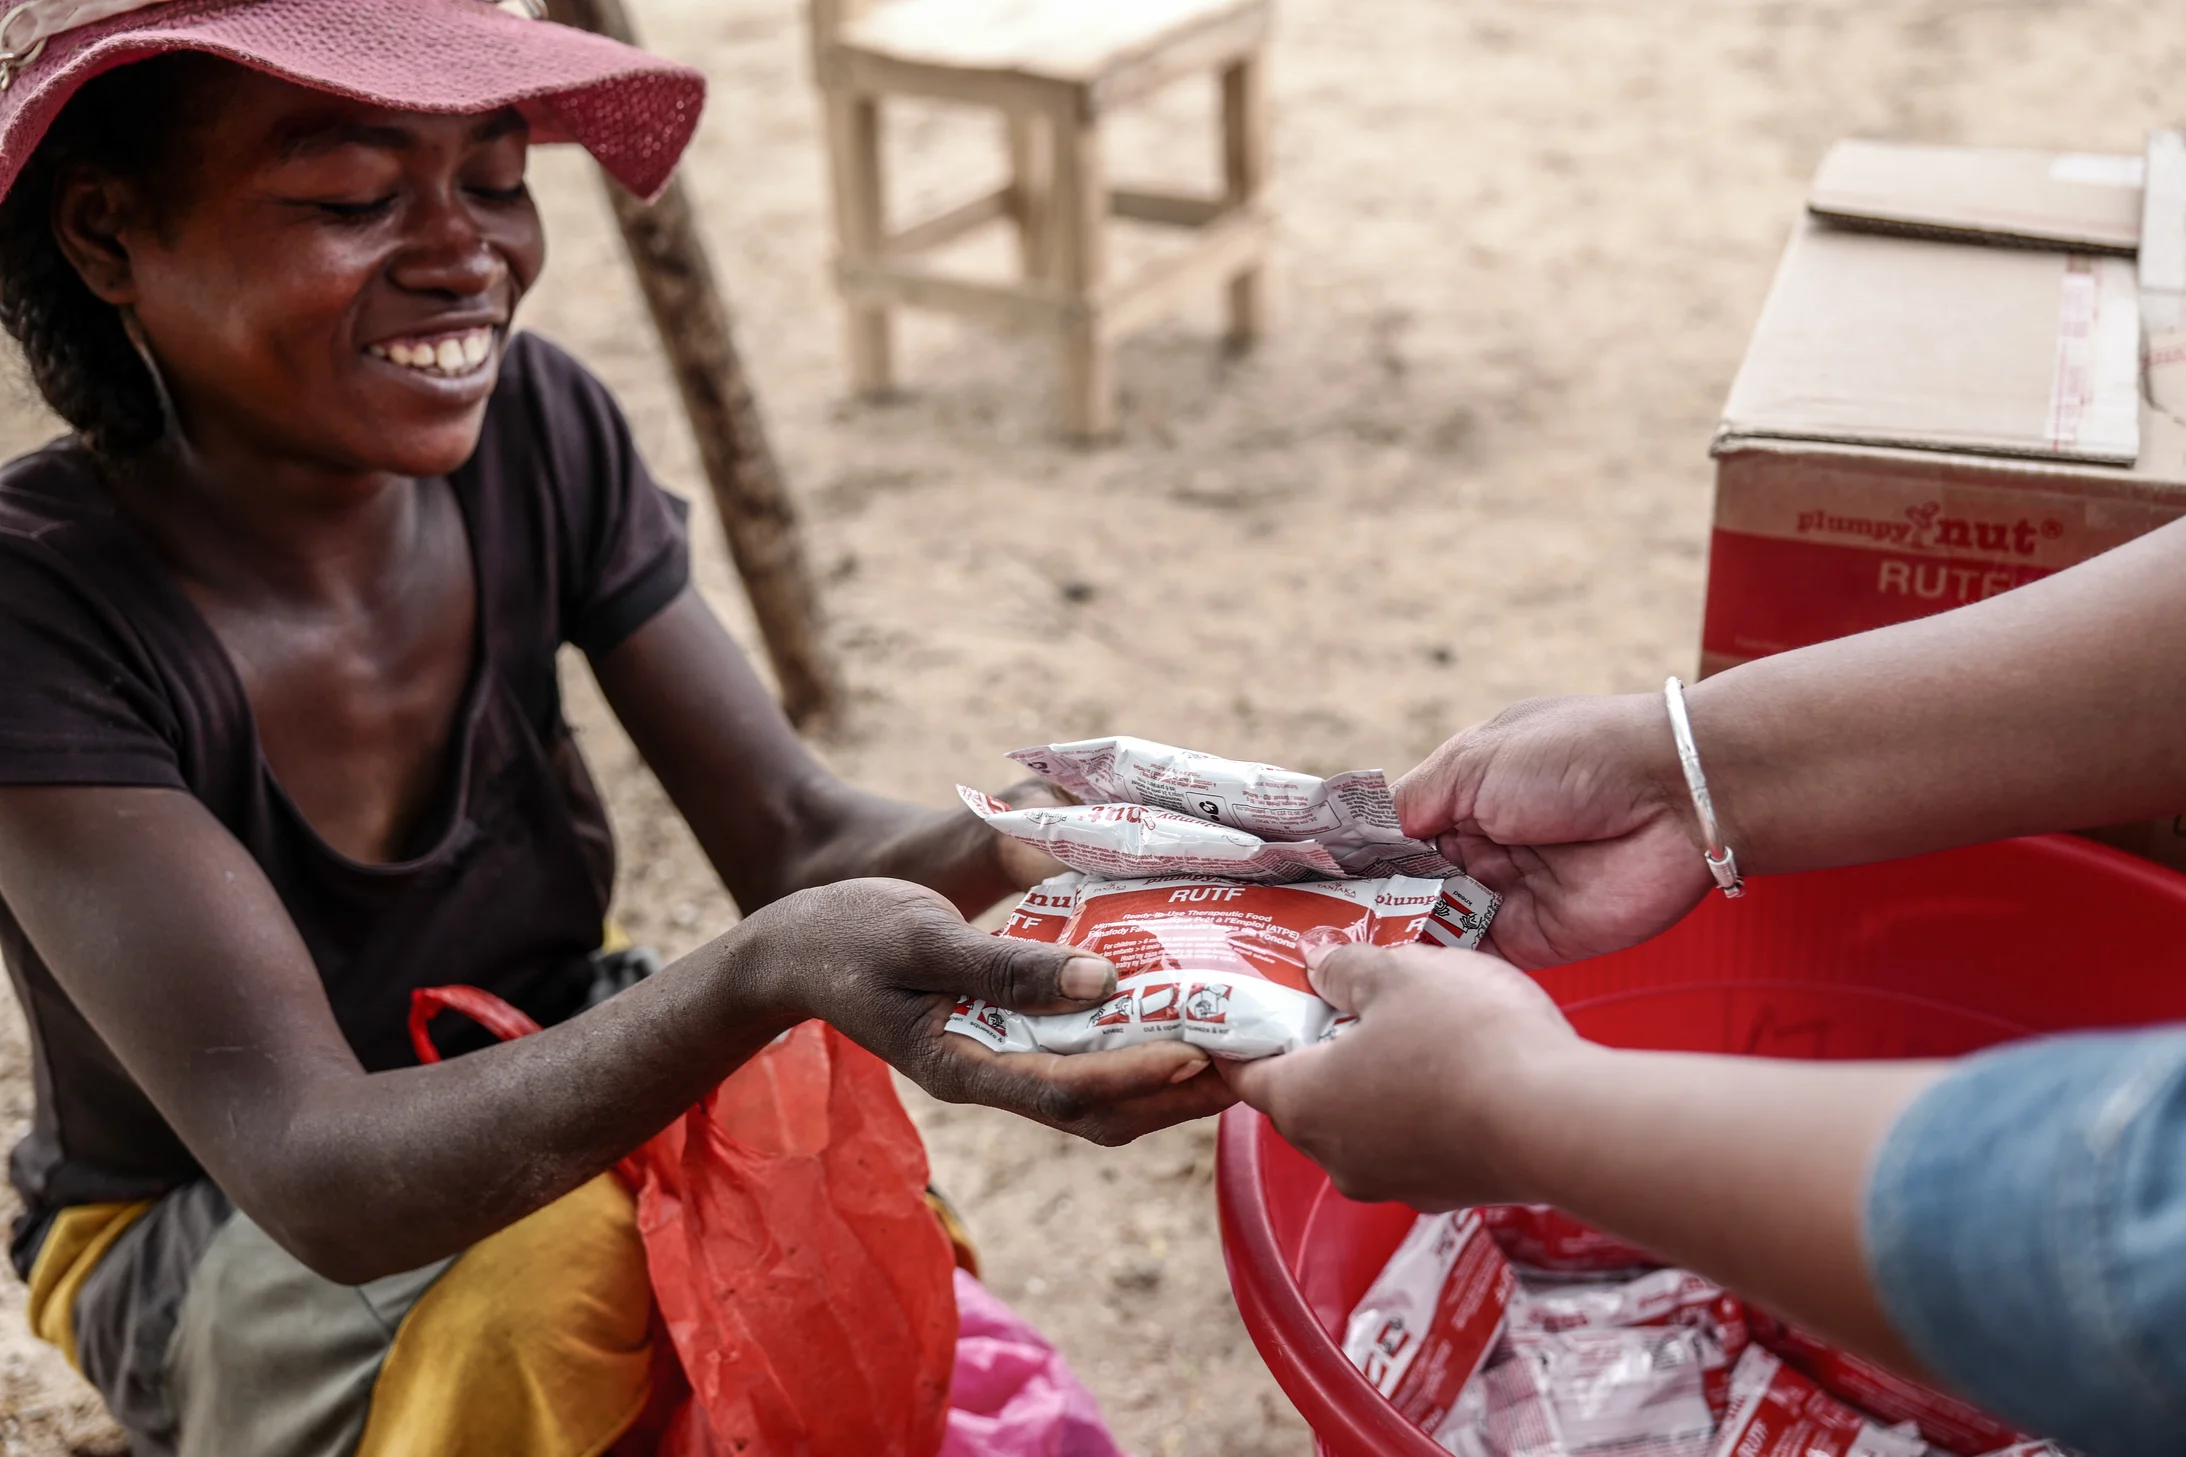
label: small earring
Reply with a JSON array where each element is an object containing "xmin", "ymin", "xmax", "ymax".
[{"xmin": 118, "ymin": 306, "xmax": 180, "ymax": 439}]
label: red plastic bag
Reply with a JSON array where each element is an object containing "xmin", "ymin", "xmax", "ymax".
[{"xmin": 411, "ymin": 986, "xmax": 958, "ymax": 1457}]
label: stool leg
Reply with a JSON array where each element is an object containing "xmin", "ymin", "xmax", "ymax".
[
  {"xmin": 1059, "ymin": 314, "xmax": 1113, "ymax": 441},
  {"xmin": 1006, "ymin": 110, "xmax": 1052, "ymax": 283},
  {"xmin": 1220, "ymin": 53, "xmax": 1268, "ymax": 350},
  {"xmin": 1050, "ymin": 106, "xmax": 1113, "ymax": 441},
  {"xmin": 824, "ymin": 89, "xmax": 893, "ymax": 396}
]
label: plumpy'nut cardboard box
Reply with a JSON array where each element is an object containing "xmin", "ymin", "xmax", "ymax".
[{"xmin": 1702, "ymin": 136, "xmax": 2186, "ymax": 868}]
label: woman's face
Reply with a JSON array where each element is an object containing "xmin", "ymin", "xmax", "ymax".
[{"xmin": 58, "ymin": 67, "xmax": 547, "ymax": 480}]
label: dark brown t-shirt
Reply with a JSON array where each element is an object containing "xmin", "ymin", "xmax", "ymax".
[{"xmin": 0, "ymin": 333, "xmax": 688, "ymax": 1253}]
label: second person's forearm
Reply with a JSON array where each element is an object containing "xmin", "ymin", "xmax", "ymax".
[
  {"xmin": 1501, "ymin": 1045, "xmax": 1943, "ymax": 1371},
  {"xmin": 1685, "ymin": 516, "xmax": 2186, "ymax": 872}
]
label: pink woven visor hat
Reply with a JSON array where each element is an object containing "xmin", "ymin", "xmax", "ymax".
[{"xmin": 0, "ymin": 0, "xmax": 706, "ymax": 204}]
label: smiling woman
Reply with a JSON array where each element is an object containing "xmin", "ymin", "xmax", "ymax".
[{"xmin": 0, "ymin": 5, "xmax": 1228, "ymax": 1455}]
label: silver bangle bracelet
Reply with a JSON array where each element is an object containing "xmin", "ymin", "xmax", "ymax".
[{"xmin": 1663, "ymin": 677, "xmax": 1744, "ymax": 899}]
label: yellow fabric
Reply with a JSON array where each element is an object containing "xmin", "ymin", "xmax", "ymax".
[
  {"xmin": 24, "ymin": 1200, "xmax": 153, "ymax": 1371},
  {"xmin": 925, "ymin": 1187, "xmax": 981, "ymax": 1279},
  {"xmin": 355, "ymin": 1174, "xmax": 654, "ymax": 1457}
]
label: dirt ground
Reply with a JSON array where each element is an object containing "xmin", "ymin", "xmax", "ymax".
[{"xmin": 0, "ymin": 0, "xmax": 2182, "ymax": 1452}]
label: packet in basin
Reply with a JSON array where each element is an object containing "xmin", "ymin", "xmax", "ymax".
[
  {"xmin": 1709, "ymin": 1347, "xmax": 1929, "ymax": 1457},
  {"xmin": 1344, "ymin": 1209, "xmax": 1519, "ymax": 1437},
  {"xmin": 1745, "ymin": 1313, "xmax": 2031, "ymax": 1455},
  {"xmin": 1510, "ymin": 1267, "xmax": 1749, "ymax": 1417},
  {"xmin": 1502, "ymin": 1327, "xmax": 1718, "ymax": 1457}
]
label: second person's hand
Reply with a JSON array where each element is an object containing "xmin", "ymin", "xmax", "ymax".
[
  {"xmin": 1220, "ymin": 940, "xmax": 1584, "ymax": 1209},
  {"xmin": 1223, "ymin": 936, "xmax": 1943, "ymax": 1379},
  {"xmin": 1394, "ymin": 693, "xmax": 1714, "ymax": 968}
]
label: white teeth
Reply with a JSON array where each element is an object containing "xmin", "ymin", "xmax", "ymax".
[{"xmin": 372, "ymin": 329, "xmax": 495, "ymax": 378}]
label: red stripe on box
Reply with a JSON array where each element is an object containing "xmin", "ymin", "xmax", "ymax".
[{"xmin": 1701, "ymin": 529, "xmax": 2056, "ymax": 662}]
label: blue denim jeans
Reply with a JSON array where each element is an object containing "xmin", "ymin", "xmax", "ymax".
[{"xmin": 1867, "ymin": 1028, "xmax": 2186, "ymax": 1457}]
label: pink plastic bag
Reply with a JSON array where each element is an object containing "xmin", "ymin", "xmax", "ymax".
[{"xmin": 943, "ymin": 1269, "xmax": 1128, "ymax": 1457}]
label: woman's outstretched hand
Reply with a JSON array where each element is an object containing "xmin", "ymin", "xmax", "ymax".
[
  {"xmin": 1395, "ymin": 694, "xmax": 1714, "ymax": 969},
  {"xmin": 742, "ymin": 878, "xmax": 1234, "ymax": 1144}
]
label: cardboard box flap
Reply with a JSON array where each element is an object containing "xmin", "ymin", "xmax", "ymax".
[
  {"xmin": 1719, "ymin": 218, "xmax": 2140, "ymax": 465},
  {"xmin": 2141, "ymin": 131, "xmax": 2186, "ymax": 412},
  {"xmin": 2141, "ymin": 131, "xmax": 2186, "ymax": 302},
  {"xmin": 1808, "ymin": 139, "xmax": 2142, "ymax": 254}
]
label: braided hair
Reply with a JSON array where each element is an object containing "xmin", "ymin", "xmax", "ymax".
[{"xmin": 0, "ymin": 55, "xmax": 215, "ymax": 457}]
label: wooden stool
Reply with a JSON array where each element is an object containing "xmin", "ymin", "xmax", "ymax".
[{"xmin": 809, "ymin": 0, "xmax": 1273, "ymax": 440}]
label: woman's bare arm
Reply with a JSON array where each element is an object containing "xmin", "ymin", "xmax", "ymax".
[
  {"xmin": 0, "ymin": 784, "xmax": 1220, "ymax": 1283},
  {"xmin": 591, "ymin": 588, "xmax": 1040, "ymax": 916}
]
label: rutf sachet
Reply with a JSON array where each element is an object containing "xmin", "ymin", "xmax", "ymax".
[{"xmin": 949, "ymin": 738, "xmax": 1500, "ymax": 1061}]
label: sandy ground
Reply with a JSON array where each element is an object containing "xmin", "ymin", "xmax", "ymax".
[{"xmin": 0, "ymin": 0, "xmax": 2183, "ymax": 1451}]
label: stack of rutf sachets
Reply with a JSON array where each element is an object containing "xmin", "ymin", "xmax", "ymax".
[
  {"xmin": 946, "ymin": 737, "xmax": 1501, "ymax": 1062},
  {"xmin": 1347, "ymin": 1203, "xmax": 2068, "ymax": 1457}
]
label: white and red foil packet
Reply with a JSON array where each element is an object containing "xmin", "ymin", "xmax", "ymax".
[
  {"xmin": 951, "ymin": 869, "xmax": 1496, "ymax": 1059},
  {"xmin": 993, "ymin": 736, "xmax": 1464, "ymax": 881},
  {"xmin": 1713, "ymin": 1348, "xmax": 1927, "ymax": 1457},
  {"xmin": 1480, "ymin": 1204, "xmax": 1659, "ymax": 1276},
  {"xmin": 948, "ymin": 738, "xmax": 1501, "ymax": 1061},
  {"xmin": 1344, "ymin": 1210, "xmax": 1519, "ymax": 1435},
  {"xmin": 959, "ymin": 791, "xmax": 1354, "ymax": 882},
  {"xmin": 1739, "ymin": 1315, "xmax": 2031, "ymax": 1457},
  {"xmin": 1347, "ymin": 1207, "xmax": 2062, "ymax": 1457},
  {"xmin": 1509, "ymin": 1267, "xmax": 1749, "ymax": 1422}
]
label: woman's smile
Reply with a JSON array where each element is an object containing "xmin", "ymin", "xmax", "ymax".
[
  {"xmin": 366, "ymin": 326, "xmax": 497, "ymax": 379},
  {"xmin": 362, "ymin": 323, "xmax": 504, "ymax": 410}
]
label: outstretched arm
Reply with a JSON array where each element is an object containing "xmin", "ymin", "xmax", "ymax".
[
  {"xmin": 593, "ymin": 587, "xmax": 1053, "ymax": 917},
  {"xmin": 1227, "ymin": 941, "xmax": 2186, "ymax": 1456},
  {"xmin": 1398, "ymin": 515, "xmax": 2186, "ymax": 966},
  {"xmin": 1223, "ymin": 943, "xmax": 1938, "ymax": 1370},
  {"xmin": 0, "ymin": 785, "xmax": 1224, "ymax": 1285}
]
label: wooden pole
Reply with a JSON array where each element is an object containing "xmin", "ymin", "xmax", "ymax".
[{"xmin": 546, "ymin": 0, "xmax": 844, "ymax": 730}]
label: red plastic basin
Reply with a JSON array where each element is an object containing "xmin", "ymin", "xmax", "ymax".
[{"xmin": 1215, "ymin": 834, "xmax": 2186, "ymax": 1456}]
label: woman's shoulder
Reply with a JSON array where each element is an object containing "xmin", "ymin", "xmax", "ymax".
[
  {"xmin": 0, "ymin": 440, "xmax": 189, "ymax": 790},
  {"xmin": 0, "ymin": 436, "xmax": 114, "ymax": 544},
  {"xmin": 0, "ymin": 439, "xmax": 153, "ymax": 622}
]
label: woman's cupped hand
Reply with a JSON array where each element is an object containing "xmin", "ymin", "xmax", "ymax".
[{"xmin": 739, "ymin": 878, "xmax": 1235, "ymax": 1143}]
